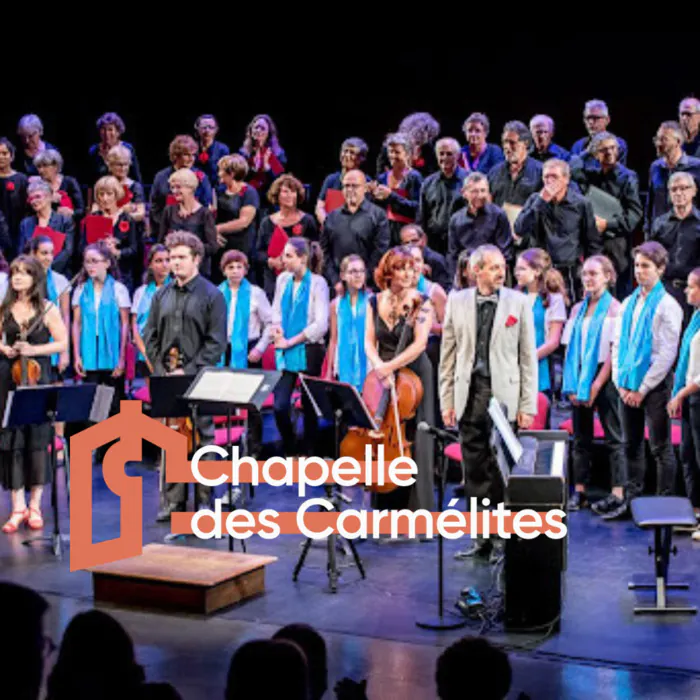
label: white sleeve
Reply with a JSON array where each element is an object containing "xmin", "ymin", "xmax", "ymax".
[
  {"xmin": 639, "ymin": 296, "xmax": 683, "ymax": 396},
  {"xmin": 304, "ymin": 275, "xmax": 330, "ymax": 343},
  {"xmin": 690, "ymin": 334, "xmax": 700, "ymax": 387},
  {"xmin": 611, "ymin": 299, "xmax": 627, "ymax": 388},
  {"xmin": 115, "ymin": 283, "xmax": 132, "ymax": 309},
  {"xmin": 546, "ymin": 294, "xmax": 568, "ymax": 328},
  {"xmin": 271, "ymin": 273, "xmax": 288, "ymax": 327},
  {"xmin": 54, "ymin": 273, "xmax": 70, "ymax": 297},
  {"xmin": 254, "ymin": 286, "xmax": 273, "ymax": 354},
  {"xmin": 561, "ymin": 303, "xmax": 580, "ymax": 346},
  {"xmin": 131, "ymin": 286, "xmax": 145, "ymax": 314},
  {"xmin": 72, "ymin": 284, "xmax": 84, "ymax": 308}
]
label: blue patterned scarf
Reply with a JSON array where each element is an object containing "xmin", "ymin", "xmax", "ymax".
[
  {"xmin": 219, "ymin": 279, "xmax": 251, "ymax": 369},
  {"xmin": 673, "ymin": 309, "xmax": 700, "ymax": 396},
  {"xmin": 337, "ymin": 290, "xmax": 367, "ymax": 392},
  {"xmin": 563, "ymin": 291, "xmax": 613, "ymax": 402},
  {"xmin": 80, "ymin": 275, "xmax": 121, "ymax": 371},
  {"xmin": 276, "ymin": 271, "xmax": 311, "ymax": 372}
]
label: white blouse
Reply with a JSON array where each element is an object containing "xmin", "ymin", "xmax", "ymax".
[
  {"xmin": 527, "ymin": 292, "xmax": 567, "ymax": 334},
  {"xmin": 562, "ymin": 301, "xmax": 617, "ymax": 364},
  {"xmin": 272, "ymin": 271, "xmax": 329, "ymax": 344},
  {"xmin": 0, "ymin": 272, "xmax": 7, "ymax": 302},
  {"xmin": 72, "ymin": 280, "xmax": 131, "ymax": 339},
  {"xmin": 612, "ymin": 292, "xmax": 683, "ymax": 396},
  {"xmin": 688, "ymin": 332, "xmax": 700, "ymax": 388}
]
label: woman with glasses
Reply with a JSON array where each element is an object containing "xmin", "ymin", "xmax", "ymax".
[
  {"xmin": 195, "ymin": 114, "xmax": 230, "ymax": 188},
  {"xmin": 105, "ymin": 145, "xmax": 146, "ymax": 224},
  {"xmin": 35, "ymin": 149, "xmax": 85, "ymax": 225}
]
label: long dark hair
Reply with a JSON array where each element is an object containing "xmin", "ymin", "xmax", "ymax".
[
  {"xmin": 241, "ymin": 114, "xmax": 282, "ymax": 157},
  {"xmin": 77, "ymin": 241, "xmax": 121, "ymax": 285},
  {"xmin": 143, "ymin": 244, "xmax": 168, "ymax": 285},
  {"xmin": 24, "ymin": 234, "xmax": 54, "ymax": 256},
  {"xmin": 0, "ymin": 255, "xmax": 46, "ymax": 323},
  {"xmin": 287, "ymin": 238, "xmax": 324, "ymax": 275}
]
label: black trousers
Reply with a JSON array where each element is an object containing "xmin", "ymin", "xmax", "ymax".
[
  {"xmin": 459, "ymin": 375, "xmax": 504, "ymax": 504},
  {"xmin": 621, "ymin": 375, "xmax": 676, "ymax": 498},
  {"xmin": 681, "ymin": 395, "xmax": 700, "ymax": 508},
  {"xmin": 572, "ymin": 377, "xmax": 625, "ymax": 488},
  {"xmin": 273, "ymin": 344, "xmax": 325, "ymax": 456},
  {"xmin": 554, "ymin": 263, "xmax": 581, "ymax": 304}
]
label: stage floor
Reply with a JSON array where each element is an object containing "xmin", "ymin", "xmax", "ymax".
[{"xmin": 2, "ymin": 431, "xmax": 700, "ymax": 699}]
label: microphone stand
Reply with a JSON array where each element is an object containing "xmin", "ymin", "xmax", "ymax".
[{"xmin": 416, "ymin": 424, "xmax": 467, "ymax": 631}]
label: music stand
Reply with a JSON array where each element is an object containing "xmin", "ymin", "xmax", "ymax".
[
  {"xmin": 2, "ymin": 383, "xmax": 110, "ymax": 557},
  {"xmin": 293, "ymin": 376, "xmax": 374, "ymax": 593},
  {"xmin": 182, "ymin": 367, "xmax": 282, "ymax": 552}
]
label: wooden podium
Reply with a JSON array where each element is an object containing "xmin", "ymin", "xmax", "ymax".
[{"xmin": 90, "ymin": 544, "xmax": 277, "ymax": 615}]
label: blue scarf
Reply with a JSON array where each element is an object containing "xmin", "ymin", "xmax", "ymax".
[
  {"xmin": 673, "ymin": 309, "xmax": 700, "ymax": 396},
  {"xmin": 416, "ymin": 274, "xmax": 427, "ymax": 294},
  {"xmin": 276, "ymin": 270, "xmax": 311, "ymax": 372},
  {"xmin": 219, "ymin": 279, "xmax": 251, "ymax": 369},
  {"xmin": 533, "ymin": 294, "xmax": 550, "ymax": 392},
  {"xmin": 80, "ymin": 276, "xmax": 121, "ymax": 371},
  {"xmin": 46, "ymin": 270, "xmax": 60, "ymax": 367},
  {"xmin": 337, "ymin": 291, "xmax": 367, "ymax": 392},
  {"xmin": 136, "ymin": 281, "xmax": 159, "ymax": 361},
  {"xmin": 618, "ymin": 281, "xmax": 666, "ymax": 391},
  {"xmin": 563, "ymin": 291, "xmax": 613, "ymax": 402}
]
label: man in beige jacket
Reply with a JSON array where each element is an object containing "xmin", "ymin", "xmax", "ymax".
[{"xmin": 440, "ymin": 244, "xmax": 538, "ymax": 559}]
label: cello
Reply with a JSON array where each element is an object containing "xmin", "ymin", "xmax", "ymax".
[{"xmin": 340, "ymin": 295, "xmax": 424, "ymax": 493}]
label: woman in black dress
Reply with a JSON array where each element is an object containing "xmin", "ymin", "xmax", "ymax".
[
  {"xmin": 0, "ymin": 256, "xmax": 68, "ymax": 534},
  {"xmin": 159, "ymin": 168, "xmax": 218, "ymax": 277},
  {"xmin": 365, "ymin": 247, "xmax": 436, "ymax": 515},
  {"xmin": 0, "ymin": 137, "xmax": 28, "ymax": 252},
  {"xmin": 87, "ymin": 112, "xmax": 142, "ymax": 183},
  {"xmin": 34, "ymin": 149, "xmax": 85, "ymax": 224},
  {"xmin": 257, "ymin": 175, "xmax": 317, "ymax": 299},
  {"xmin": 17, "ymin": 114, "xmax": 57, "ymax": 176}
]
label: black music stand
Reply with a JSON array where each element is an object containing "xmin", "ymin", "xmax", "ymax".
[
  {"xmin": 415, "ymin": 424, "xmax": 468, "ymax": 631},
  {"xmin": 292, "ymin": 376, "xmax": 374, "ymax": 593},
  {"xmin": 3, "ymin": 383, "xmax": 108, "ymax": 557},
  {"xmin": 182, "ymin": 367, "xmax": 282, "ymax": 552}
]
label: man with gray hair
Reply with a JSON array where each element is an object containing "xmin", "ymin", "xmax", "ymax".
[
  {"xmin": 679, "ymin": 97, "xmax": 700, "ymax": 158},
  {"xmin": 447, "ymin": 173, "xmax": 512, "ymax": 279},
  {"xmin": 515, "ymin": 159, "xmax": 601, "ymax": 300},
  {"xmin": 417, "ymin": 137, "xmax": 469, "ymax": 254},
  {"xmin": 440, "ymin": 244, "xmax": 537, "ymax": 560},
  {"xmin": 571, "ymin": 99, "xmax": 628, "ymax": 165},
  {"xmin": 529, "ymin": 114, "xmax": 570, "ymax": 163},
  {"xmin": 488, "ymin": 121, "xmax": 543, "ymax": 208},
  {"xmin": 650, "ymin": 171, "xmax": 700, "ymax": 317},
  {"xmin": 646, "ymin": 120, "xmax": 700, "ymax": 232}
]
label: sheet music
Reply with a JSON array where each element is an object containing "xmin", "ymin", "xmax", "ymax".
[
  {"xmin": 488, "ymin": 397, "xmax": 523, "ymax": 465},
  {"xmin": 586, "ymin": 185, "xmax": 623, "ymax": 220},
  {"xmin": 90, "ymin": 385, "xmax": 114, "ymax": 423},
  {"xmin": 502, "ymin": 203, "xmax": 523, "ymax": 232},
  {"xmin": 188, "ymin": 372, "xmax": 264, "ymax": 404}
]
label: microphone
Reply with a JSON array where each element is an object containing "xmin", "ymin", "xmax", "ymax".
[{"xmin": 417, "ymin": 421, "xmax": 459, "ymax": 443}]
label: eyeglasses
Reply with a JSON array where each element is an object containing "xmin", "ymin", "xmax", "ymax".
[
  {"xmin": 585, "ymin": 114, "xmax": 606, "ymax": 121},
  {"xmin": 670, "ymin": 185, "xmax": 694, "ymax": 193},
  {"xmin": 680, "ymin": 111, "xmax": 698, "ymax": 118},
  {"xmin": 346, "ymin": 269, "xmax": 366, "ymax": 275},
  {"xmin": 342, "ymin": 184, "xmax": 362, "ymax": 190},
  {"xmin": 85, "ymin": 258, "xmax": 107, "ymax": 265}
]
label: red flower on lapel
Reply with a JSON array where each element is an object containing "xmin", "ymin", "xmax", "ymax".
[
  {"xmin": 292, "ymin": 224, "xmax": 303, "ymax": 235},
  {"xmin": 118, "ymin": 220, "xmax": 130, "ymax": 233},
  {"xmin": 505, "ymin": 315, "xmax": 518, "ymax": 327},
  {"xmin": 5, "ymin": 181, "xmax": 15, "ymax": 192},
  {"xmin": 198, "ymin": 151, "xmax": 209, "ymax": 164},
  {"xmin": 195, "ymin": 170, "xmax": 205, "ymax": 182}
]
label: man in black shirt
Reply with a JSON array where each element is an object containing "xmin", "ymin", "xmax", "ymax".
[
  {"xmin": 680, "ymin": 97, "xmax": 700, "ymax": 158},
  {"xmin": 320, "ymin": 169, "xmax": 390, "ymax": 293},
  {"xmin": 447, "ymin": 173, "xmax": 513, "ymax": 280},
  {"xmin": 417, "ymin": 138, "xmax": 469, "ymax": 255},
  {"xmin": 570, "ymin": 131, "xmax": 643, "ymax": 297},
  {"xmin": 488, "ymin": 121, "xmax": 543, "ymax": 208},
  {"xmin": 143, "ymin": 231, "xmax": 227, "ymax": 521},
  {"xmin": 650, "ymin": 172, "xmax": 700, "ymax": 318},
  {"xmin": 399, "ymin": 223, "xmax": 450, "ymax": 290},
  {"xmin": 515, "ymin": 159, "xmax": 601, "ymax": 301}
]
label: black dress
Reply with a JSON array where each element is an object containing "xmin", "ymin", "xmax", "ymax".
[
  {"xmin": 370, "ymin": 295, "xmax": 435, "ymax": 511},
  {"xmin": 0, "ymin": 311, "xmax": 52, "ymax": 490}
]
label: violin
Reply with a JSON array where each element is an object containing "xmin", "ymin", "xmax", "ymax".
[
  {"xmin": 340, "ymin": 295, "xmax": 424, "ymax": 493},
  {"xmin": 164, "ymin": 346, "xmax": 194, "ymax": 454}
]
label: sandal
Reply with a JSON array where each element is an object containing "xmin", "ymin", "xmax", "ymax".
[
  {"xmin": 27, "ymin": 507, "xmax": 44, "ymax": 531},
  {"xmin": 2, "ymin": 509, "xmax": 28, "ymax": 534}
]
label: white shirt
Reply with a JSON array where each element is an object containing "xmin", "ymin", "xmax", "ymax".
[
  {"xmin": 688, "ymin": 332, "xmax": 700, "ymax": 388},
  {"xmin": 50, "ymin": 271, "xmax": 70, "ymax": 299},
  {"xmin": 272, "ymin": 271, "xmax": 329, "ymax": 344},
  {"xmin": 0, "ymin": 272, "xmax": 7, "ymax": 302},
  {"xmin": 527, "ymin": 292, "xmax": 567, "ymax": 336},
  {"xmin": 224, "ymin": 283, "xmax": 273, "ymax": 354},
  {"xmin": 72, "ymin": 280, "xmax": 131, "ymax": 338},
  {"xmin": 562, "ymin": 300, "xmax": 617, "ymax": 364},
  {"xmin": 612, "ymin": 292, "xmax": 683, "ymax": 396}
]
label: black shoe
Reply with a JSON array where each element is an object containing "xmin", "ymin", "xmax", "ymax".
[
  {"xmin": 601, "ymin": 498, "xmax": 630, "ymax": 521},
  {"xmin": 454, "ymin": 539, "xmax": 492, "ymax": 560},
  {"xmin": 568, "ymin": 492, "xmax": 587, "ymax": 511},
  {"xmin": 591, "ymin": 494, "xmax": 618, "ymax": 516},
  {"xmin": 453, "ymin": 484, "xmax": 465, "ymax": 498}
]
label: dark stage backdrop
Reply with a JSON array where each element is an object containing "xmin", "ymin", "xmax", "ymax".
[{"xmin": 2, "ymin": 33, "xmax": 697, "ymax": 200}]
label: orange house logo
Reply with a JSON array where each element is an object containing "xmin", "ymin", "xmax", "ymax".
[{"xmin": 70, "ymin": 401, "xmax": 189, "ymax": 572}]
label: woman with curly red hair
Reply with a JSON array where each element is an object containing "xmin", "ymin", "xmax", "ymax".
[{"xmin": 365, "ymin": 247, "xmax": 436, "ymax": 522}]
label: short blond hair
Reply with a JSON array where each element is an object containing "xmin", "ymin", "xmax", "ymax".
[
  {"xmin": 94, "ymin": 175, "xmax": 124, "ymax": 202},
  {"xmin": 169, "ymin": 168, "xmax": 198, "ymax": 190},
  {"xmin": 106, "ymin": 144, "xmax": 132, "ymax": 165},
  {"xmin": 218, "ymin": 154, "xmax": 249, "ymax": 181}
]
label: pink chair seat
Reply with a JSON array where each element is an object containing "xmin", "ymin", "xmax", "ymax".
[
  {"xmin": 444, "ymin": 442, "xmax": 462, "ymax": 462},
  {"xmin": 132, "ymin": 385, "xmax": 151, "ymax": 403},
  {"xmin": 48, "ymin": 437, "xmax": 64, "ymax": 453},
  {"xmin": 559, "ymin": 417, "xmax": 605, "ymax": 439},
  {"xmin": 213, "ymin": 411, "xmax": 248, "ymax": 426},
  {"xmin": 214, "ymin": 426, "xmax": 245, "ymax": 447},
  {"xmin": 261, "ymin": 394, "xmax": 274, "ymax": 410}
]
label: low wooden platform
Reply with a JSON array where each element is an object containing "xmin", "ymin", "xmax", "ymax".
[{"xmin": 89, "ymin": 544, "xmax": 277, "ymax": 615}]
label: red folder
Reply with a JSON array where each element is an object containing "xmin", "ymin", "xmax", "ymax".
[
  {"xmin": 325, "ymin": 188, "xmax": 345, "ymax": 213},
  {"xmin": 83, "ymin": 215, "xmax": 114, "ymax": 244},
  {"xmin": 267, "ymin": 225, "xmax": 289, "ymax": 258},
  {"xmin": 32, "ymin": 227, "xmax": 66, "ymax": 255},
  {"xmin": 57, "ymin": 190, "xmax": 74, "ymax": 210},
  {"xmin": 117, "ymin": 185, "xmax": 134, "ymax": 208}
]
